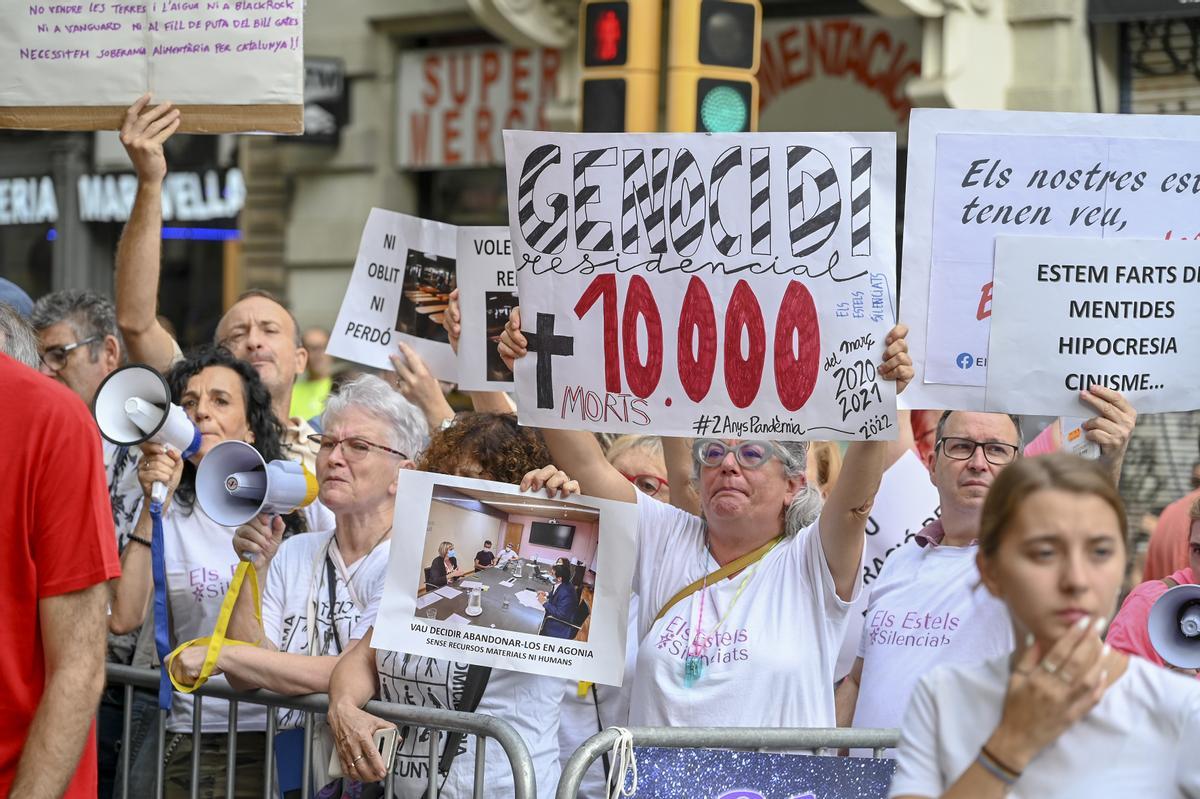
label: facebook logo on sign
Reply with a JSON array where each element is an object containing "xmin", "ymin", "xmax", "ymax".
[{"xmin": 956, "ymin": 352, "xmax": 974, "ymax": 370}]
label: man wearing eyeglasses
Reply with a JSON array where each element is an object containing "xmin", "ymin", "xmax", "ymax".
[{"xmin": 836, "ymin": 390, "xmax": 1137, "ymax": 742}]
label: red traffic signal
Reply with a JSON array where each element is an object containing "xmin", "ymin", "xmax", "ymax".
[{"xmin": 583, "ymin": 2, "xmax": 630, "ymax": 68}]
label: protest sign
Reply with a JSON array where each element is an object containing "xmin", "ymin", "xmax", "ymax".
[
  {"xmin": 900, "ymin": 108, "xmax": 1200, "ymax": 410},
  {"xmin": 615, "ymin": 747, "xmax": 895, "ymax": 799},
  {"xmin": 985, "ymin": 236, "xmax": 1200, "ymax": 416},
  {"xmin": 503, "ymin": 130, "xmax": 898, "ymax": 441},
  {"xmin": 0, "ymin": 2, "xmax": 303, "ymax": 133},
  {"xmin": 456, "ymin": 226, "xmax": 518, "ymax": 391},
  {"xmin": 373, "ymin": 471, "xmax": 637, "ymax": 685},
  {"xmin": 836, "ymin": 449, "xmax": 940, "ymax": 679},
  {"xmin": 326, "ymin": 208, "xmax": 458, "ymax": 380}
]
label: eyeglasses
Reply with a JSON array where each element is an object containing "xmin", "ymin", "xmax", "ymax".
[
  {"xmin": 307, "ymin": 434, "xmax": 407, "ymax": 462},
  {"xmin": 937, "ymin": 437, "xmax": 1019, "ymax": 466},
  {"xmin": 693, "ymin": 439, "xmax": 785, "ymax": 470},
  {"xmin": 622, "ymin": 472, "xmax": 669, "ymax": 497},
  {"xmin": 39, "ymin": 335, "xmax": 101, "ymax": 371}
]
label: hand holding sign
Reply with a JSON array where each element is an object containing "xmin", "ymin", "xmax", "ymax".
[{"xmin": 120, "ymin": 95, "xmax": 181, "ymax": 184}]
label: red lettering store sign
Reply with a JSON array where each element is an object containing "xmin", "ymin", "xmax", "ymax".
[
  {"xmin": 758, "ymin": 17, "xmax": 921, "ymax": 134},
  {"xmin": 398, "ymin": 45, "xmax": 561, "ymax": 169}
]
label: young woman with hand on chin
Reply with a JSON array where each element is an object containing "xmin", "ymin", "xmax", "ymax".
[{"xmin": 889, "ymin": 453, "xmax": 1200, "ymax": 799}]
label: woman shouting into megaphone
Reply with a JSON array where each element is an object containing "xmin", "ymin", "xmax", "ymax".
[{"xmin": 112, "ymin": 346, "xmax": 320, "ymax": 799}]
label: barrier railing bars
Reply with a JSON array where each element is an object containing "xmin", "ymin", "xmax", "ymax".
[
  {"xmin": 106, "ymin": 664, "xmax": 537, "ymax": 799},
  {"xmin": 555, "ymin": 726, "xmax": 901, "ymax": 799}
]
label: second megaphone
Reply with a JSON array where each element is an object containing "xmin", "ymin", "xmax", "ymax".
[
  {"xmin": 196, "ymin": 440, "xmax": 318, "ymax": 527},
  {"xmin": 93, "ymin": 364, "xmax": 201, "ymax": 504},
  {"xmin": 1148, "ymin": 583, "xmax": 1200, "ymax": 670}
]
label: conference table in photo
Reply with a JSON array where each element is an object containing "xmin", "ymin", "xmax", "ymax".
[{"xmin": 418, "ymin": 558, "xmax": 556, "ymax": 635}]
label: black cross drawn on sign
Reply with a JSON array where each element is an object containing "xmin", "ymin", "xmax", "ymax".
[{"xmin": 524, "ymin": 312, "xmax": 574, "ymax": 409}]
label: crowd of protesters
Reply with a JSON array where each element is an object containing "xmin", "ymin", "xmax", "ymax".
[{"xmin": 3, "ymin": 96, "xmax": 1199, "ymax": 799}]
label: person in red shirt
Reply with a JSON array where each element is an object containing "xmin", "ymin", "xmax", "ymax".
[
  {"xmin": 0, "ymin": 352, "xmax": 121, "ymax": 797},
  {"xmin": 1143, "ymin": 484, "xmax": 1200, "ymax": 582},
  {"xmin": 1109, "ymin": 496, "xmax": 1200, "ymax": 678}
]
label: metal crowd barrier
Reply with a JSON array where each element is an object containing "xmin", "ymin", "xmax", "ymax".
[
  {"xmin": 555, "ymin": 726, "xmax": 901, "ymax": 799},
  {"xmin": 106, "ymin": 664, "xmax": 537, "ymax": 799}
]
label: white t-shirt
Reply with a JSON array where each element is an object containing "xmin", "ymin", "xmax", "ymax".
[
  {"xmin": 162, "ymin": 504, "xmax": 268, "ymax": 734},
  {"xmin": 853, "ymin": 541, "xmax": 1013, "ymax": 732},
  {"xmin": 630, "ymin": 493, "xmax": 861, "ymax": 728},
  {"xmin": 557, "ymin": 596, "xmax": 639, "ymax": 799},
  {"xmin": 354, "ymin": 612, "xmax": 562, "ymax": 799},
  {"xmin": 261, "ymin": 530, "xmax": 390, "ymax": 728},
  {"xmin": 889, "ymin": 654, "xmax": 1200, "ymax": 798}
]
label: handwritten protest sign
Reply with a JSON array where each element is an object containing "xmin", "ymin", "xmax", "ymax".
[
  {"xmin": 326, "ymin": 209, "xmax": 458, "ymax": 380},
  {"xmin": 836, "ymin": 449, "xmax": 940, "ymax": 679},
  {"xmin": 0, "ymin": 1, "xmax": 303, "ymax": 133},
  {"xmin": 373, "ymin": 471, "xmax": 638, "ymax": 685},
  {"xmin": 503, "ymin": 130, "xmax": 898, "ymax": 441},
  {"xmin": 456, "ymin": 226, "xmax": 517, "ymax": 391},
  {"xmin": 985, "ymin": 236, "xmax": 1200, "ymax": 416},
  {"xmin": 900, "ymin": 108, "xmax": 1200, "ymax": 410}
]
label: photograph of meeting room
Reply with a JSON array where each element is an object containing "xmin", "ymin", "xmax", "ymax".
[
  {"xmin": 483, "ymin": 291, "xmax": 517, "ymax": 382},
  {"xmin": 415, "ymin": 483, "xmax": 598, "ymax": 643},
  {"xmin": 394, "ymin": 247, "xmax": 456, "ymax": 344}
]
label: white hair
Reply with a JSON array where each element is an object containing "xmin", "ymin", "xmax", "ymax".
[
  {"xmin": 692, "ymin": 439, "xmax": 823, "ymax": 536},
  {"xmin": 322, "ymin": 374, "xmax": 429, "ymax": 460},
  {"xmin": 0, "ymin": 303, "xmax": 39, "ymax": 369}
]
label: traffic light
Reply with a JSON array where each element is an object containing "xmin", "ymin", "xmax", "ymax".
[
  {"xmin": 579, "ymin": 0, "xmax": 661, "ymax": 132},
  {"xmin": 666, "ymin": 0, "xmax": 761, "ymax": 133}
]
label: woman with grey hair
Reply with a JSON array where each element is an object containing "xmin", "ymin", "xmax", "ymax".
[
  {"xmin": 499, "ymin": 312, "xmax": 914, "ymax": 729},
  {"xmin": 169, "ymin": 374, "xmax": 428, "ymax": 787}
]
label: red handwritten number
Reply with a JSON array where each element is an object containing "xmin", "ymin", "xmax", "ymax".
[
  {"xmin": 574, "ymin": 273, "xmax": 621, "ymax": 393},
  {"xmin": 724, "ymin": 280, "xmax": 766, "ymax": 409},
  {"xmin": 574, "ymin": 274, "xmax": 821, "ymax": 412},
  {"xmin": 677, "ymin": 277, "xmax": 717, "ymax": 402},
  {"xmin": 622, "ymin": 276, "xmax": 664, "ymax": 398},
  {"xmin": 774, "ymin": 281, "xmax": 820, "ymax": 411}
]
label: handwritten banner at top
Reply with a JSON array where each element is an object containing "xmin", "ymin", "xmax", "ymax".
[
  {"xmin": 0, "ymin": 1, "xmax": 303, "ymax": 133},
  {"xmin": 502, "ymin": 130, "xmax": 898, "ymax": 441},
  {"xmin": 900, "ymin": 108, "xmax": 1200, "ymax": 411}
]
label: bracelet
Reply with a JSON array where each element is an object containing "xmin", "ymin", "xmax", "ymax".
[
  {"xmin": 127, "ymin": 533, "xmax": 153, "ymax": 549},
  {"xmin": 976, "ymin": 747, "xmax": 1022, "ymax": 787}
]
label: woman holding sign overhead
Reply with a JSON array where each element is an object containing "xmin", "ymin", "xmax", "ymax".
[{"xmin": 498, "ymin": 310, "xmax": 914, "ymax": 729}]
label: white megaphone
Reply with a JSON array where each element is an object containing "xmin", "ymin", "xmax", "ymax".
[
  {"xmin": 93, "ymin": 363, "xmax": 201, "ymax": 505},
  {"xmin": 1147, "ymin": 583, "xmax": 1200, "ymax": 670},
  {"xmin": 195, "ymin": 439, "xmax": 318, "ymax": 528}
]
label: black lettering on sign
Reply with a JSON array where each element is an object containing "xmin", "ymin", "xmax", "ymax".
[
  {"xmin": 621, "ymin": 148, "xmax": 669, "ymax": 255},
  {"xmin": 787, "ymin": 145, "xmax": 841, "ymax": 258},
  {"xmin": 574, "ymin": 147, "xmax": 617, "ymax": 252},
  {"xmin": 517, "ymin": 144, "xmax": 568, "ymax": 254},
  {"xmin": 370, "ymin": 295, "xmax": 385, "ymax": 312},
  {"xmin": 709, "ymin": 146, "xmax": 743, "ymax": 257},
  {"xmin": 384, "ymin": 233, "xmax": 396, "ymax": 250},
  {"xmin": 524, "ymin": 312, "xmax": 574, "ymax": 409}
]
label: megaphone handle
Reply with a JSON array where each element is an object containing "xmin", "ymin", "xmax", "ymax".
[
  {"xmin": 151, "ymin": 481, "xmax": 168, "ymax": 505},
  {"xmin": 238, "ymin": 513, "xmax": 279, "ymax": 563}
]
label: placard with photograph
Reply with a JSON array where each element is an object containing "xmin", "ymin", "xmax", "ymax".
[
  {"xmin": 373, "ymin": 471, "xmax": 638, "ymax": 685},
  {"xmin": 456, "ymin": 226, "xmax": 518, "ymax": 391}
]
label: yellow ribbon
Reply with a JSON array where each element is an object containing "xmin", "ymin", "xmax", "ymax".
[
  {"xmin": 577, "ymin": 680, "xmax": 593, "ymax": 698},
  {"xmin": 165, "ymin": 559, "xmax": 262, "ymax": 693}
]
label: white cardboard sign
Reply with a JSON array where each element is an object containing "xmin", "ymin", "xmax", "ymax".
[
  {"xmin": 327, "ymin": 209, "xmax": 458, "ymax": 380},
  {"xmin": 372, "ymin": 471, "xmax": 638, "ymax": 686},
  {"xmin": 836, "ymin": 450, "xmax": 941, "ymax": 679},
  {"xmin": 900, "ymin": 108, "xmax": 1200, "ymax": 410},
  {"xmin": 503, "ymin": 130, "xmax": 899, "ymax": 441},
  {"xmin": 456, "ymin": 226, "xmax": 518, "ymax": 391},
  {"xmin": 985, "ymin": 236, "xmax": 1200, "ymax": 416}
]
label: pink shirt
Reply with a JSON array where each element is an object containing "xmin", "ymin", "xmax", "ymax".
[{"xmin": 1107, "ymin": 566, "xmax": 1198, "ymax": 678}]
